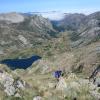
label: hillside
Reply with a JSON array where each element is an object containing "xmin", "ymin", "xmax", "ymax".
[
  {"xmin": 0, "ymin": 11, "xmax": 100, "ymax": 100},
  {"xmin": 52, "ymin": 12, "xmax": 100, "ymax": 47},
  {"xmin": 0, "ymin": 12, "xmax": 57, "ymax": 57}
]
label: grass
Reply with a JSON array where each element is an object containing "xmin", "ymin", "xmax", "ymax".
[{"xmin": 0, "ymin": 63, "xmax": 97, "ymax": 100}]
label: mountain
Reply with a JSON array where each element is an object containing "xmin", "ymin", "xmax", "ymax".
[
  {"xmin": 52, "ymin": 12, "xmax": 100, "ymax": 47},
  {"xmin": 56, "ymin": 13, "xmax": 86, "ymax": 31},
  {"xmin": 0, "ymin": 12, "xmax": 57, "ymax": 56}
]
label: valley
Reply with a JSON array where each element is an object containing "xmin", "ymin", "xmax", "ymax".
[{"xmin": 0, "ymin": 11, "xmax": 100, "ymax": 100}]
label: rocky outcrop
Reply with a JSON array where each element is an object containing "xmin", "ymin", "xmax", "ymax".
[
  {"xmin": 0, "ymin": 68, "xmax": 26, "ymax": 96},
  {"xmin": 56, "ymin": 77, "xmax": 67, "ymax": 90},
  {"xmin": 0, "ymin": 72, "xmax": 15, "ymax": 96},
  {"xmin": 55, "ymin": 73, "xmax": 100, "ymax": 100}
]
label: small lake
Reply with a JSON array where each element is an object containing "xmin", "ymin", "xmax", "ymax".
[{"xmin": 0, "ymin": 55, "xmax": 41, "ymax": 70}]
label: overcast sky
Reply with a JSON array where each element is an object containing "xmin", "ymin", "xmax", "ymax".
[{"xmin": 0, "ymin": 0, "xmax": 100, "ymax": 20}]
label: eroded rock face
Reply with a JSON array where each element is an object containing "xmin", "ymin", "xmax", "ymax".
[
  {"xmin": 0, "ymin": 70, "xmax": 26, "ymax": 96},
  {"xmin": 4, "ymin": 85, "xmax": 16, "ymax": 96},
  {"xmin": 18, "ymin": 35, "xmax": 28, "ymax": 45},
  {"xmin": 0, "ymin": 72, "xmax": 15, "ymax": 96},
  {"xmin": 16, "ymin": 80, "xmax": 25, "ymax": 89},
  {"xmin": 0, "ymin": 12, "xmax": 57, "ymax": 56}
]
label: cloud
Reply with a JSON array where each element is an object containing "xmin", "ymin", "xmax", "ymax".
[{"xmin": 40, "ymin": 12, "xmax": 65, "ymax": 20}]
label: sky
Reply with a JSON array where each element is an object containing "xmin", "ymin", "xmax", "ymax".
[{"xmin": 0, "ymin": 0, "xmax": 100, "ymax": 20}]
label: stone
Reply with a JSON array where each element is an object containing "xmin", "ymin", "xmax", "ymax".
[
  {"xmin": 33, "ymin": 96, "xmax": 42, "ymax": 100},
  {"xmin": 4, "ymin": 85, "xmax": 16, "ymax": 96},
  {"xmin": 56, "ymin": 77, "xmax": 67, "ymax": 90},
  {"xmin": 16, "ymin": 80, "xmax": 25, "ymax": 90}
]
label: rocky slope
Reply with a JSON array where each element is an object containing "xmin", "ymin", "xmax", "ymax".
[
  {"xmin": 0, "ymin": 12, "xmax": 56, "ymax": 57},
  {"xmin": 52, "ymin": 11, "xmax": 100, "ymax": 47},
  {"xmin": 0, "ymin": 63, "xmax": 99, "ymax": 100}
]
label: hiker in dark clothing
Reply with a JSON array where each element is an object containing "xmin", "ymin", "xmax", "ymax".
[
  {"xmin": 54, "ymin": 70, "xmax": 62, "ymax": 78},
  {"xmin": 53, "ymin": 70, "xmax": 62, "ymax": 81}
]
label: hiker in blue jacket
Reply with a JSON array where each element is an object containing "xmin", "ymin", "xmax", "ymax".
[{"xmin": 53, "ymin": 70, "xmax": 62, "ymax": 81}]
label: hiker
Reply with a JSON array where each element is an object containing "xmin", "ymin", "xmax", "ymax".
[{"xmin": 53, "ymin": 70, "xmax": 62, "ymax": 81}]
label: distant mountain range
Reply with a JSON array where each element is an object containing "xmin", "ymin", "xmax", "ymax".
[
  {"xmin": 52, "ymin": 11, "xmax": 100, "ymax": 47},
  {"xmin": 0, "ymin": 11, "xmax": 100, "ymax": 57}
]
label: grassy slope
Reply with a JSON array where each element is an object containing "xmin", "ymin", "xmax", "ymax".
[{"xmin": 0, "ymin": 31, "xmax": 100, "ymax": 99}]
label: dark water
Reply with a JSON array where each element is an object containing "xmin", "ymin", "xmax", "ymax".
[{"xmin": 0, "ymin": 55, "xmax": 41, "ymax": 70}]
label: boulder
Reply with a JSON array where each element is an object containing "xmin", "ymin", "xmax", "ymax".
[{"xmin": 4, "ymin": 85, "xmax": 16, "ymax": 96}]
